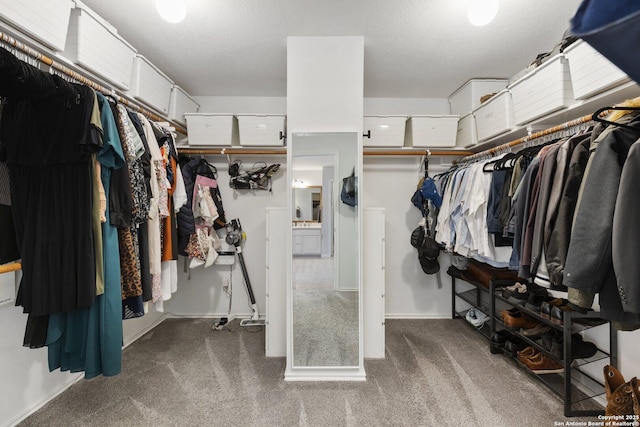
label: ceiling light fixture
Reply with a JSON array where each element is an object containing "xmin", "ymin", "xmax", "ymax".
[
  {"xmin": 467, "ymin": 0, "xmax": 499, "ymax": 26},
  {"xmin": 155, "ymin": 0, "xmax": 187, "ymax": 24}
]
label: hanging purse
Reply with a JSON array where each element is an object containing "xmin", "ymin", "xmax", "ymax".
[{"xmin": 340, "ymin": 168, "xmax": 357, "ymax": 206}]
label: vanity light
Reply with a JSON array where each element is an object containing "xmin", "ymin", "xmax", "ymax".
[
  {"xmin": 155, "ymin": 0, "xmax": 187, "ymax": 23},
  {"xmin": 467, "ymin": 0, "xmax": 499, "ymax": 26}
]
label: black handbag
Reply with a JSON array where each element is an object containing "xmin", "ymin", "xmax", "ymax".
[{"xmin": 340, "ymin": 168, "xmax": 357, "ymax": 206}]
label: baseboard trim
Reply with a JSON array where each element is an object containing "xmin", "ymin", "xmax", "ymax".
[
  {"xmin": 11, "ymin": 313, "xmax": 169, "ymax": 427},
  {"xmin": 7, "ymin": 374, "xmax": 83, "ymax": 427},
  {"xmin": 122, "ymin": 312, "xmax": 168, "ymax": 348},
  {"xmin": 385, "ymin": 314, "xmax": 451, "ymax": 319}
]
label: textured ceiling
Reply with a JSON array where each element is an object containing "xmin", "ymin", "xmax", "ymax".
[{"xmin": 81, "ymin": 0, "xmax": 583, "ymax": 98}]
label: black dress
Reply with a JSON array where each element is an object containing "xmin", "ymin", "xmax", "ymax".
[{"xmin": 0, "ymin": 76, "xmax": 101, "ymax": 317}]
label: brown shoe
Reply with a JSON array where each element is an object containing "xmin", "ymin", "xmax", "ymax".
[
  {"xmin": 522, "ymin": 323, "xmax": 551, "ymax": 338},
  {"xmin": 503, "ymin": 310, "xmax": 539, "ymax": 330},
  {"xmin": 523, "ymin": 353, "xmax": 564, "ymax": 374},
  {"xmin": 516, "ymin": 346, "xmax": 538, "ymax": 364},
  {"xmin": 604, "ymin": 365, "xmax": 635, "ymax": 416},
  {"xmin": 630, "ymin": 378, "xmax": 640, "ymax": 416},
  {"xmin": 501, "ymin": 307, "xmax": 519, "ymax": 321}
]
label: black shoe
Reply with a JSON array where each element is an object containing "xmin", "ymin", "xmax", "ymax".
[
  {"xmin": 540, "ymin": 298, "xmax": 565, "ymax": 319},
  {"xmin": 541, "ymin": 329, "xmax": 563, "ymax": 352},
  {"xmin": 551, "ymin": 305, "xmax": 572, "ymax": 325},
  {"xmin": 524, "ymin": 292, "xmax": 546, "ymax": 313},
  {"xmin": 502, "ymin": 282, "xmax": 529, "ymax": 304},
  {"xmin": 490, "ymin": 330, "xmax": 511, "ymax": 354},
  {"xmin": 504, "ymin": 336, "xmax": 527, "ymax": 357},
  {"xmin": 570, "ymin": 334, "xmax": 598, "ymax": 360}
]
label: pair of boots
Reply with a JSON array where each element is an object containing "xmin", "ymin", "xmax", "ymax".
[{"xmin": 604, "ymin": 365, "xmax": 640, "ymax": 416}]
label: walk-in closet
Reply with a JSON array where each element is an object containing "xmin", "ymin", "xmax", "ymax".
[{"xmin": 2, "ymin": 0, "xmax": 640, "ymax": 426}]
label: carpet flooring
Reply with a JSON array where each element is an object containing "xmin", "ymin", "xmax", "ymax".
[
  {"xmin": 19, "ymin": 318, "xmax": 601, "ymax": 427},
  {"xmin": 292, "ymin": 290, "xmax": 358, "ymax": 367}
]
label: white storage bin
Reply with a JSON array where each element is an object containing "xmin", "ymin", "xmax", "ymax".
[
  {"xmin": 169, "ymin": 86, "xmax": 199, "ymax": 126},
  {"xmin": 407, "ymin": 115, "xmax": 459, "ymax": 147},
  {"xmin": 564, "ymin": 39, "xmax": 630, "ymax": 100},
  {"xmin": 237, "ymin": 115, "xmax": 286, "ymax": 146},
  {"xmin": 63, "ymin": 4, "xmax": 136, "ymax": 90},
  {"xmin": 0, "ymin": 0, "xmax": 73, "ymax": 51},
  {"xmin": 363, "ymin": 116, "xmax": 407, "ymax": 147},
  {"xmin": 185, "ymin": 114, "xmax": 234, "ymax": 146},
  {"xmin": 456, "ymin": 113, "xmax": 477, "ymax": 148},
  {"xmin": 130, "ymin": 55, "xmax": 173, "ymax": 115},
  {"xmin": 509, "ymin": 55, "xmax": 574, "ymax": 126},
  {"xmin": 474, "ymin": 90, "xmax": 515, "ymax": 141},
  {"xmin": 449, "ymin": 79, "xmax": 508, "ymax": 116}
]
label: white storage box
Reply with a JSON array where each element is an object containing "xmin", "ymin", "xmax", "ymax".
[
  {"xmin": 509, "ymin": 55, "xmax": 574, "ymax": 126},
  {"xmin": 0, "ymin": 0, "xmax": 73, "ymax": 51},
  {"xmin": 169, "ymin": 86, "xmax": 199, "ymax": 126},
  {"xmin": 363, "ymin": 116, "xmax": 407, "ymax": 147},
  {"xmin": 130, "ymin": 55, "xmax": 173, "ymax": 115},
  {"xmin": 237, "ymin": 115, "xmax": 285, "ymax": 146},
  {"xmin": 63, "ymin": 4, "xmax": 136, "ymax": 90},
  {"xmin": 407, "ymin": 115, "xmax": 459, "ymax": 147},
  {"xmin": 474, "ymin": 90, "xmax": 515, "ymax": 141},
  {"xmin": 449, "ymin": 79, "xmax": 508, "ymax": 116},
  {"xmin": 455, "ymin": 113, "xmax": 477, "ymax": 148},
  {"xmin": 185, "ymin": 114, "xmax": 234, "ymax": 146},
  {"xmin": 564, "ymin": 39, "xmax": 630, "ymax": 100}
]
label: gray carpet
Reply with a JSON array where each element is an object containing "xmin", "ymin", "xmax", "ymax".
[
  {"xmin": 293, "ymin": 257, "xmax": 334, "ymax": 290},
  {"xmin": 19, "ymin": 319, "xmax": 601, "ymax": 427},
  {"xmin": 292, "ymin": 290, "xmax": 358, "ymax": 367}
]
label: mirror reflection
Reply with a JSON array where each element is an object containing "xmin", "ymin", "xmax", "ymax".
[{"xmin": 291, "ymin": 133, "xmax": 359, "ymax": 368}]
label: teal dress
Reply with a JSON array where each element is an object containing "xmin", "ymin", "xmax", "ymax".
[{"xmin": 47, "ymin": 92, "xmax": 125, "ymax": 377}]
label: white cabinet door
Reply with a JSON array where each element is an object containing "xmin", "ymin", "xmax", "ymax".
[
  {"xmin": 265, "ymin": 207, "xmax": 287, "ymax": 357},
  {"xmin": 364, "ymin": 208, "xmax": 385, "ymax": 359}
]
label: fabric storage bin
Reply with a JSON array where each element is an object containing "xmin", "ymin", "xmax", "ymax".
[
  {"xmin": 185, "ymin": 114, "xmax": 234, "ymax": 146},
  {"xmin": 407, "ymin": 115, "xmax": 459, "ymax": 147},
  {"xmin": 63, "ymin": 4, "xmax": 136, "ymax": 90},
  {"xmin": 474, "ymin": 90, "xmax": 515, "ymax": 141},
  {"xmin": 169, "ymin": 86, "xmax": 199, "ymax": 126},
  {"xmin": 564, "ymin": 39, "xmax": 630, "ymax": 100},
  {"xmin": 237, "ymin": 115, "xmax": 285, "ymax": 146},
  {"xmin": 0, "ymin": 0, "xmax": 73, "ymax": 51},
  {"xmin": 509, "ymin": 55, "xmax": 574, "ymax": 126},
  {"xmin": 455, "ymin": 113, "xmax": 477, "ymax": 148},
  {"xmin": 129, "ymin": 55, "xmax": 173, "ymax": 115},
  {"xmin": 448, "ymin": 79, "xmax": 508, "ymax": 116},
  {"xmin": 363, "ymin": 116, "xmax": 407, "ymax": 147}
]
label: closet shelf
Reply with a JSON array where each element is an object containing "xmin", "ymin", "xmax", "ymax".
[
  {"xmin": 462, "ymin": 80, "xmax": 640, "ymax": 160},
  {"xmin": 178, "ymin": 147, "xmax": 476, "ymax": 157}
]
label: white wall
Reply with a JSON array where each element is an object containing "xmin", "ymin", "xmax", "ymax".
[
  {"xmin": 0, "ymin": 270, "xmax": 164, "ymax": 427},
  {"xmin": 165, "ymin": 156, "xmax": 287, "ymax": 317}
]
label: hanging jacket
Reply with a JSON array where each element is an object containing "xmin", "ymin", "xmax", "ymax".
[{"xmin": 564, "ymin": 114, "xmax": 640, "ymax": 328}]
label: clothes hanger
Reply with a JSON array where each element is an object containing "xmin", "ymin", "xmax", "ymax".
[{"xmin": 592, "ymin": 106, "xmax": 640, "ymax": 130}]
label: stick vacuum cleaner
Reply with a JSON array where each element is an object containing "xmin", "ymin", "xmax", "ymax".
[{"xmin": 224, "ymin": 218, "xmax": 266, "ymax": 328}]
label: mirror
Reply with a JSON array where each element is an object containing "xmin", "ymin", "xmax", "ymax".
[
  {"xmin": 293, "ymin": 186, "xmax": 322, "ymax": 221},
  {"xmin": 290, "ymin": 132, "xmax": 360, "ymax": 369}
]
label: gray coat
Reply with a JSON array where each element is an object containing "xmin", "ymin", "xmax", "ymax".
[
  {"xmin": 613, "ymin": 140, "xmax": 640, "ymax": 315},
  {"xmin": 564, "ymin": 115, "xmax": 640, "ymax": 326}
]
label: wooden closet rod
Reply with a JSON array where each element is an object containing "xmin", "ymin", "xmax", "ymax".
[
  {"xmin": 0, "ymin": 31, "xmax": 188, "ymax": 135},
  {"xmin": 179, "ymin": 147, "xmax": 475, "ymax": 156},
  {"xmin": 456, "ymin": 113, "xmax": 595, "ymax": 164},
  {"xmin": 0, "ymin": 262, "xmax": 21, "ymax": 274}
]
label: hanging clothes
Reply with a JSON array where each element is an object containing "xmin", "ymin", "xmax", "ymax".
[
  {"xmin": 564, "ymin": 113, "xmax": 640, "ymax": 329},
  {"xmin": 1, "ymin": 71, "xmax": 101, "ymax": 319}
]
